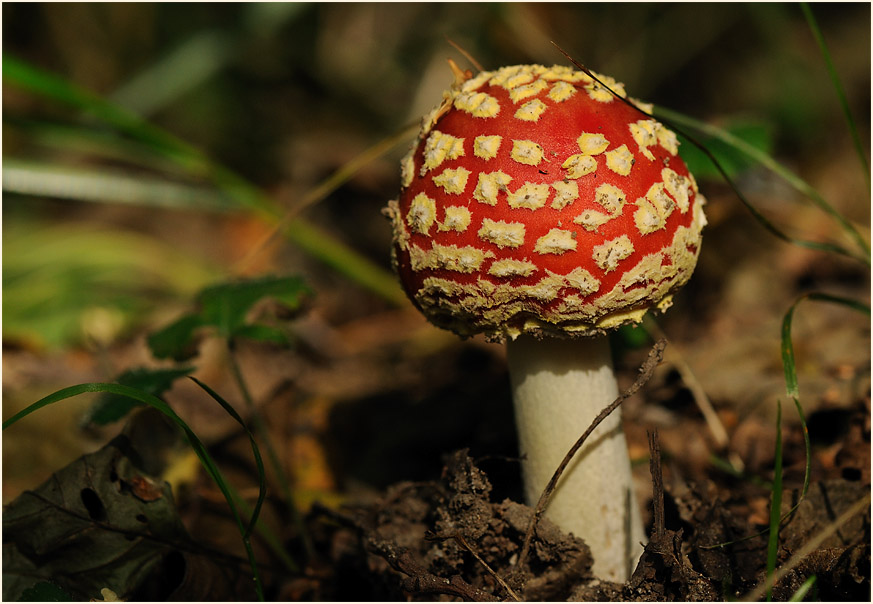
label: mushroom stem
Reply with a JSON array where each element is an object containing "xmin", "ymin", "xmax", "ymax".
[{"xmin": 506, "ymin": 334, "xmax": 645, "ymax": 582}]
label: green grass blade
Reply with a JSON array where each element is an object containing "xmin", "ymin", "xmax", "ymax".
[
  {"xmin": 2, "ymin": 383, "xmax": 267, "ymax": 600},
  {"xmin": 778, "ymin": 292, "xmax": 870, "ymax": 516},
  {"xmin": 189, "ymin": 377, "xmax": 266, "ymax": 540},
  {"xmin": 789, "ymin": 575, "xmax": 817, "ymax": 602},
  {"xmin": 655, "ymin": 106, "xmax": 871, "ymax": 262},
  {"xmin": 224, "ymin": 340, "xmax": 315, "ymax": 561},
  {"xmin": 766, "ymin": 400, "xmax": 784, "ymax": 602},
  {"xmin": 782, "ymin": 293, "xmax": 872, "ymax": 399},
  {"xmin": 3, "ymin": 159, "xmax": 237, "ymax": 212},
  {"xmin": 109, "ymin": 31, "xmax": 232, "ymax": 117},
  {"xmin": 4, "ymin": 54, "xmax": 406, "ymax": 304},
  {"xmin": 3, "ymin": 54, "xmax": 195, "ymax": 166},
  {"xmin": 790, "ymin": 397, "xmax": 812, "ymax": 502},
  {"xmin": 801, "ymin": 3, "xmax": 870, "ymax": 188}
]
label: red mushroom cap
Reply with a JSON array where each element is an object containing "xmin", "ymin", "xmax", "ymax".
[{"xmin": 386, "ymin": 64, "xmax": 707, "ymax": 342}]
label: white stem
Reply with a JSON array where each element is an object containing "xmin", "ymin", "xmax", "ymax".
[{"xmin": 506, "ymin": 335, "xmax": 645, "ymax": 582}]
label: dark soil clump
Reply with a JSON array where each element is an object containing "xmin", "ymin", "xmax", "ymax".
[{"xmin": 300, "ymin": 450, "xmax": 870, "ymax": 601}]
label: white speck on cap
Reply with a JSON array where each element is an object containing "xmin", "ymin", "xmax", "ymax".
[
  {"xmin": 406, "ymin": 193, "xmax": 437, "ymax": 234},
  {"xmin": 562, "ymin": 154, "xmax": 598, "ymax": 179},
  {"xmin": 478, "ymin": 218, "xmax": 527, "ymax": 248},
  {"xmin": 605, "ymin": 144, "xmax": 634, "ymax": 176},
  {"xmin": 421, "ymin": 130, "xmax": 465, "ymax": 175},
  {"xmin": 510, "ymin": 140, "xmax": 545, "ymax": 166},
  {"xmin": 534, "ymin": 228, "xmax": 578, "ymax": 255},
  {"xmin": 576, "ymin": 132, "xmax": 610, "ymax": 155},
  {"xmin": 474, "ymin": 171, "xmax": 513, "ymax": 205},
  {"xmin": 432, "ymin": 167, "xmax": 471, "ymax": 195},
  {"xmin": 473, "ymin": 135, "xmax": 502, "ymax": 160},
  {"xmin": 593, "ymin": 235, "xmax": 634, "ymax": 272},
  {"xmin": 550, "ymin": 180, "xmax": 579, "ymax": 210},
  {"xmin": 508, "ymin": 182, "xmax": 551, "ymax": 210},
  {"xmin": 439, "ymin": 206, "xmax": 472, "ymax": 232}
]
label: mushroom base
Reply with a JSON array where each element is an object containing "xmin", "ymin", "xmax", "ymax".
[{"xmin": 507, "ymin": 334, "xmax": 646, "ymax": 582}]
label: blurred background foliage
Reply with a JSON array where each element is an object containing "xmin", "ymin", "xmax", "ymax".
[{"xmin": 3, "ymin": 2, "xmax": 869, "ymax": 351}]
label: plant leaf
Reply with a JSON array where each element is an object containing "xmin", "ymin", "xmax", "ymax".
[
  {"xmin": 18, "ymin": 582, "xmax": 75, "ymax": 602},
  {"xmin": 147, "ymin": 313, "xmax": 206, "ymax": 361},
  {"xmin": 197, "ymin": 275, "xmax": 310, "ymax": 339},
  {"xmin": 676, "ymin": 119, "xmax": 773, "ymax": 181},
  {"xmin": 85, "ymin": 367, "xmax": 195, "ymax": 425},
  {"xmin": 148, "ymin": 275, "xmax": 310, "ymax": 360}
]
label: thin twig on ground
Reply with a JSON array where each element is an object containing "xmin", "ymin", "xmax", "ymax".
[{"xmin": 453, "ymin": 533, "xmax": 521, "ymax": 602}]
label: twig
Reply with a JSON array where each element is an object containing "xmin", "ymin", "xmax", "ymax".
[
  {"xmin": 643, "ymin": 316, "xmax": 743, "ymax": 471},
  {"xmin": 648, "ymin": 429, "xmax": 666, "ymax": 543},
  {"xmin": 445, "ymin": 36, "xmax": 484, "ymax": 73},
  {"xmin": 516, "ymin": 339, "xmax": 667, "ymax": 570},
  {"xmin": 454, "ymin": 533, "xmax": 522, "ymax": 602}
]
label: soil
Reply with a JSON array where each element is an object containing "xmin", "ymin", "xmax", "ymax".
[{"xmin": 284, "ymin": 397, "xmax": 870, "ymax": 602}]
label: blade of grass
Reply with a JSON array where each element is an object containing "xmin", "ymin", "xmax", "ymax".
[
  {"xmin": 3, "ymin": 55, "xmax": 185, "ymax": 158},
  {"xmin": 801, "ymin": 3, "xmax": 870, "ymax": 188},
  {"xmin": 223, "ymin": 340, "xmax": 315, "ymax": 560},
  {"xmin": 701, "ymin": 292, "xmax": 870, "ymax": 554},
  {"xmin": 4, "ymin": 53, "xmax": 406, "ymax": 304},
  {"xmin": 788, "ymin": 575, "xmax": 817, "ymax": 602},
  {"xmin": 654, "ymin": 105, "xmax": 871, "ymax": 261},
  {"xmin": 3, "ymin": 117, "xmax": 210, "ymax": 179},
  {"xmin": 781, "ymin": 292, "xmax": 871, "ymax": 400},
  {"xmin": 2, "ymin": 383, "xmax": 269, "ymax": 600},
  {"xmin": 780, "ymin": 291, "xmax": 869, "ymax": 504},
  {"xmin": 3, "ymin": 159, "xmax": 237, "ymax": 212},
  {"xmin": 109, "ymin": 31, "xmax": 232, "ymax": 117},
  {"xmin": 188, "ymin": 377, "xmax": 266, "ymax": 541},
  {"xmin": 765, "ymin": 400, "xmax": 784, "ymax": 602}
]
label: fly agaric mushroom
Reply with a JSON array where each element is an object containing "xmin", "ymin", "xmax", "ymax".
[{"xmin": 385, "ymin": 63, "xmax": 706, "ymax": 582}]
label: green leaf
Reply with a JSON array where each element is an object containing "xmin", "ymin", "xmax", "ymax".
[
  {"xmin": 148, "ymin": 275, "xmax": 310, "ymax": 360},
  {"xmin": 197, "ymin": 275, "xmax": 310, "ymax": 339},
  {"xmin": 86, "ymin": 367, "xmax": 195, "ymax": 425},
  {"xmin": 232, "ymin": 323, "xmax": 291, "ymax": 346},
  {"xmin": 147, "ymin": 313, "xmax": 206, "ymax": 361},
  {"xmin": 18, "ymin": 582, "xmax": 75, "ymax": 602},
  {"xmin": 677, "ymin": 119, "xmax": 773, "ymax": 181}
]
